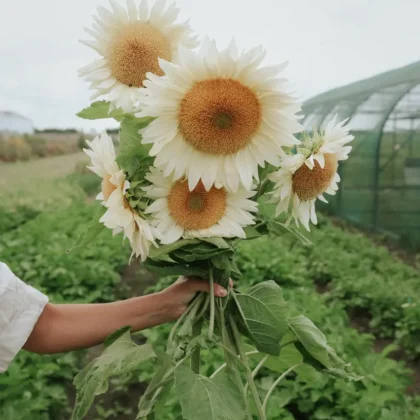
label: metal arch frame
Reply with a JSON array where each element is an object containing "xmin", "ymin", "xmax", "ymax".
[
  {"xmin": 301, "ymin": 103, "xmax": 336, "ymax": 132},
  {"xmin": 380, "ymin": 118, "xmax": 420, "ymax": 173},
  {"xmin": 372, "ymin": 82, "xmax": 419, "ymax": 229},
  {"xmin": 333, "ymin": 92, "xmax": 375, "ymax": 216}
]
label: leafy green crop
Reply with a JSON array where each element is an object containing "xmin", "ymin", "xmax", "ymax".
[
  {"xmin": 0, "ymin": 175, "xmax": 131, "ymax": 419},
  {"xmin": 1, "ymin": 168, "xmax": 419, "ymax": 419}
]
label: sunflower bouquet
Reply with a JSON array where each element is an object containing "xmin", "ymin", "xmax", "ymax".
[{"xmin": 71, "ymin": 1, "xmax": 359, "ymax": 419}]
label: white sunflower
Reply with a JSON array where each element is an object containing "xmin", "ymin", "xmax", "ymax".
[
  {"xmin": 269, "ymin": 117, "xmax": 354, "ymax": 231},
  {"xmin": 84, "ymin": 132, "xmax": 157, "ymax": 261},
  {"xmin": 136, "ymin": 39, "xmax": 303, "ymax": 192},
  {"xmin": 79, "ymin": 0, "xmax": 198, "ymax": 112},
  {"xmin": 143, "ymin": 167, "xmax": 258, "ymax": 244},
  {"xmin": 126, "ymin": 214, "xmax": 158, "ymax": 262}
]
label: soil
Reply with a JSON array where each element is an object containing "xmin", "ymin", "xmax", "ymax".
[
  {"xmin": 314, "ymin": 282, "xmax": 330, "ymax": 294},
  {"xmin": 347, "ymin": 307, "xmax": 373, "ymax": 333},
  {"xmin": 345, "ymin": 307, "xmax": 420, "ymax": 395},
  {"xmin": 121, "ymin": 259, "xmax": 159, "ymax": 296}
]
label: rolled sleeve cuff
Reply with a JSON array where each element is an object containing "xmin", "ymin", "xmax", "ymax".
[{"xmin": 0, "ymin": 263, "xmax": 48, "ymax": 373}]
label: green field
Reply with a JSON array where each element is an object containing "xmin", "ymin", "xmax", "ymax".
[
  {"xmin": 0, "ymin": 152, "xmax": 87, "ymax": 190},
  {"xmin": 1, "ymin": 155, "xmax": 420, "ymax": 419}
]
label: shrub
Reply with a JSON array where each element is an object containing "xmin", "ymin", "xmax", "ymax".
[
  {"xmin": 24, "ymin": 135, "xmax": 47, "ymax": 157},
  {"xmin": 0, "ymin": 136, "xmax": 32, "ymax": 161},
  {"xmin": 77, "ymin": 135, "xmax": 87, "ymax": 150}
]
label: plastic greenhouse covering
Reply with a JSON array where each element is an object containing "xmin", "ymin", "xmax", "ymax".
[{"xmin": 302, "ymin": 61, "xmax": 420, "ymax": 248}]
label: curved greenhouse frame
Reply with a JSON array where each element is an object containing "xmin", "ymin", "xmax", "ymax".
[{"xmin": 302, "ymin": 61, "xmax": 420, "ymax": 248}]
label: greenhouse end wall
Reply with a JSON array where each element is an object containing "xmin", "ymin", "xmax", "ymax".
[{"xmin": 302, "ymin": 61, "xmax": 420, "ymax": 249}]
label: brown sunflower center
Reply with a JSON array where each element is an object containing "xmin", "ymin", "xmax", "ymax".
[
  {"xmin": 167, "ymin": 180, "xmax": 227, "ymax": 230},
  {"xmin": 102, "ymin": 175, "xmax": 117, "ymax": 201},
  {"xmin": 108, "ymin": 22, "xmax": 172, "ymax": 88},
  {"xmin": 178, "ymin": 78, "xmax": 262, "ymax": 155},
  {"xmin": 292, "ymin": 154, "xmax": 338, "ymax": 201}
]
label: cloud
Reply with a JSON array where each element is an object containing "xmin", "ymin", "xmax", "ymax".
[{"xmin": 0, "ymin": 0, "xmax": 419, "ymax": 131}]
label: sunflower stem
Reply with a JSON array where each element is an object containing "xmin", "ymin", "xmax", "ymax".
[
  {"xmin": 229, "ymin": 315, "xmax": 266, "ymax": 420},
  {"xmin": 244, "ymin": 354, "xmax": 269, "ymax": 398},
  {"xmin": 262, "ymin": 364, "xmax": 301, "ymax": 413},
  {"xmin": 191, "ymin": 317, "xmax": 203, "ymax": 374},
  {"xmin": 255, "ymin": 179, "xmax": 270, "ymax": 200},
  {"xmin": 208, "ymin": 267, "xmax": 215, "ymax": 340},
  {"xmin": 195, "ymin": 294, "xmax": 210, "ymax": 321},
  {"xmin": 210, "ymin": 350, "xmax": 259, "ymax": 379},
  {"xmin": 138, "ymin": 357, "xmax": 187, "ymax": 411},
  {"xmin": 167, "ymin": 292, "xmax": 201, "ymax": 352},
  {"xmin": 218, "ymin": 306, "xmax": 244, "ymax": 387}
]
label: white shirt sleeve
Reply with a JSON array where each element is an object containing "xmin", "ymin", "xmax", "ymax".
[{"xmin": 0, "ymin": 262, "xmax": 48, "ymax": 373}]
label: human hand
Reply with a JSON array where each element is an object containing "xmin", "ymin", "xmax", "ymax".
[{"xmin": 158, "ymin": 276, "xmax": 232, "ymax": 321}]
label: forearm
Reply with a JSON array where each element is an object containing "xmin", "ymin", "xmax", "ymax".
[{"xmin": 23, "ymin": 293, "xmax": 170, "ymax": 354}]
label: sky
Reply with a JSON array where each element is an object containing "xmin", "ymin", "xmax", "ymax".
[{"xmin": 0, "ymin": 0, "xmax": 419, "ymax": 132}]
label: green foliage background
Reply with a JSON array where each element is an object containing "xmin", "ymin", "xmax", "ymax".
[{"xmin": 0, "ymin": 156, "xmax": 419, "ymax": 419}]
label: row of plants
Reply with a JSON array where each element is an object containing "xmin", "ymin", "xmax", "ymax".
[
  {"xmin": 115, "ymin": 257, "xmax": 420, "ymax": 420},
  {"xmin": 0, "ymin": 134, "xmax": 82, "ymax": 162},
  {"xmin": 299, "ymin": 217, "xmax": 419, "ymax": 358},
  {"xmin": 71, "ymin": 213, "xmax": 420, "ymax": 419},
  {"xmin": 0, "ymin": 175, "xmax": 131, "ymax": 419},
  {"xmin": 240, "ymin": 203, "xmax": 420, "ymax": 358},
  {"xmin": 1, "ymin": 168, "xmax": 419, "ymax": 419}
]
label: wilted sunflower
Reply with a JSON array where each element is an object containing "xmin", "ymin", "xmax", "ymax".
[
  {"xmin": 136, "ymin": 38, "xmax": 302, "ymax": 192},
  {"xmin": 143, "ymin": 167, "xmax": 258, "ymax": 244},
  {"xmin": 269, "ymin": 117, "xmax": 354, "ymax": 230},
  {"xmin": 79, "ymin": 0, "xmax": 197, "ymax": 111}
]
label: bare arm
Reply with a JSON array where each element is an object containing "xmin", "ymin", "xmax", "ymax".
[{"xmin": 23, "ymin": 278, "xmax": 227, "ymax": 354}]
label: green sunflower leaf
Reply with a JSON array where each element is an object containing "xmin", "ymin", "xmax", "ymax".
[
  {"xmin": 148, "ymin": 239, "xmax": 200, "ymax": 261},
  {"xmin": 268, "ymin": 220, "xmax": 313, "ymax": 246},
  {"xmin": 71, "ymin": 329, "xmax": 155, "ymax": 420},
  {"xmin": 137, "ymin": 352, "xmax": 174, "ymax": 419},
  {"xmin": 142, "ymin": 259, "xmax": 208, "ymax": 278},
  {"xmin": 287, "ymin": 315, "xmax": 363, "ymax": 381},
  {"xmin": 67, "ymin": 208, "xmax": 105, "ymax": 253},
  {"xmin": 116, "ymin": 115, "xmax": 155, "ymax": 178},
  {"xmin": 253, "ymin": 343, "xmax": 321, "ymax": 383},
  {"xmin": 287, "ymin": 315, "xmax": 338, "ymax": 368},
  {"xmin": 233, "ymin": 281, "xmax": 288, "ymax": 356},
  {"xmin": 172, "ymin": 243, "xmax": 232, "ymax": 263},
  {"xmin": 175, "ymin": 366, "xmax": 246, "ymax": 420},
  {"xmin": 76, "ymin": 101, "xmax": 126, "ymax": 121},
  {"xmin": 200, "ymin": 237, "xmax": 231, "ymax": 249}
]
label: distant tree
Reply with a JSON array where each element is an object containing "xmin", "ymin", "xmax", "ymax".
[
  {"xmin": 35, "ymin": 128, "xmax": 78, "ymax": 134},
  {"xmin": 78, "ymin": 135, "xmax": 87, "ymax": 150},
  {"xmin": 106, "ymin": 128, "xmax": 119, "ymax": 135}
]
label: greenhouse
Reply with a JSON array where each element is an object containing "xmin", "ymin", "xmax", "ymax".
[{"xmin": 302, "ymin": 60, "xmax": 420, "ymax": 248}]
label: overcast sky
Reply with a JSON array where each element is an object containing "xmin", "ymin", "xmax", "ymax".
[{"xmin": 1, "ymin": 0, "xmax": 419, "ymax": 132}]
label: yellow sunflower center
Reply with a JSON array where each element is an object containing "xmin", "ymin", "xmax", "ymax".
[
  {"xmin": 102, "ymin": 175, "xmax": 117, "ymax": 201},
  {"xmin": 179, "ymin": 78, "xmax": 262, "ymax": 155},
  {"xmin": 108, "ymin": 22, "xmax": 172, "ymax": 88},
  {"xmin": 167, "ymin": 181, "xmax": 227, "ymax": 230},
  {"xmin": 292, "ymin": 154, "xmax": 338, "ymax": 201}
]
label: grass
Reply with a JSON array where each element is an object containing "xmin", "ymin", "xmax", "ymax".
[
  {"xmin": 0, "ymin": 152, "xmax": 88, "ymax": 211},
  {"xmin": 0, "ymin": 152, "xmax": 87, "ymax": 192}
]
